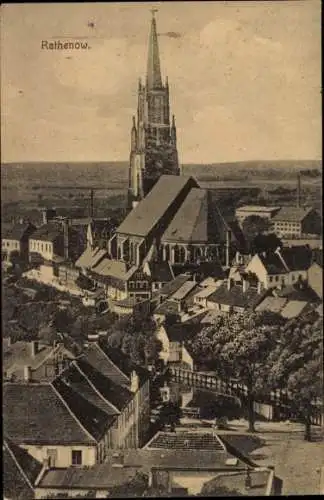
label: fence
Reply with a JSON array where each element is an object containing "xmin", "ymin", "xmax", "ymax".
[{"xmin": 169, "ymin": 366, "xmax": 323, "ymax": 426}]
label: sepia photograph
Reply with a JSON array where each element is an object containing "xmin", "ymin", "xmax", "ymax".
[{"xmin": 1, "ymin": 1, "xmax": 323, "ymax": 498}]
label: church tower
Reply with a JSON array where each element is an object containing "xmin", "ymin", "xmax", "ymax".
[{"xmin": 128, "ymin": 10, "xmax": 180, "ymax": 208}]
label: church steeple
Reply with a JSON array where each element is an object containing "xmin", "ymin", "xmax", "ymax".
[
  {"xmin": 146, "ymin": 9, "xmax": 162, "ymax": 90},
  {"xmin": 128, "ymin": 10, "xmax": 180, "ymax": 207}
]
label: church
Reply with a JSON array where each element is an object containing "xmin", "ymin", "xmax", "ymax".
[
  {"xmin": 75, "ymin": 13, "xmax": 244, "ymax": 302},
  {"xmin": 128, "ymin": 10, "xmax": 180, "ymax": 207}
]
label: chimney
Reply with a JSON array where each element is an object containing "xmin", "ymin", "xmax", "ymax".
[
  {"xmin": 242, "ymin": 279, "xmax": 250, "ymax": 293},
  {"xmin": 297, "ymin": 173, "xmax": 301, "ymax": 208},
  {"xmin": 89, "ymin": 189, "xmax": 94, "ymax": 218},
  {"xmin": 63, "ymin": 218, "xmax": 69, "ymax": 261},
  {"xmin": 225, "ymin": 230, "xmax": 231, "ymax": 267},
  {"xmin": 31, "ymin": 340, "xmax": 39, "ymax": 357},
  {"xmin": 24, "ymin": 365, "xmax": 32, "ymax": 382},
  {"xmin": 43, "ymin": 457, "xmax": 50, "ymax": 470},
  {"xmin": 130, "ymin": 370, "xmax": 139, "ymax": 393},
  {"xmin": 227, "ymin": 278, "xmax": 233, "ymax": 291}
]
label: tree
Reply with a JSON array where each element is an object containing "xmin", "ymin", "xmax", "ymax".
[
  {"xmin": 159, "ymin": 401, "xmax": 182, "ymax": 431},
  {"xmin": 242, "ymin": 215, "xmax": 271, "ymax": 247},
  {"xmin": 252, "ymin": 233, "xmax": 282, "ymax": 254},
  {"xmin": 268, "ymin": 316, "xmax": 322, "ymax": 441},
  {"xmin": 189, "ymin": 312, "xmax": 283, "ymax": 432}
]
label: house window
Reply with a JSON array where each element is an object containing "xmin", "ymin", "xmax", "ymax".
[
  {"xmin": 269, "ymin": 276, "xmax": 273, "ymax": 283},
  {"xmin": 46, "ymin": 449, "xmax": 58, "ymax": 467},
  {"xmin": 291, "ymin": 274, "xmax": 295, "ymax": 281},
  {"xmin": 275, "ymin": 276, "xmax": 279, "ymax": 282},
  {"xmin": 71, "ymin": 450, "xmax": 82, "ymax": 466}
]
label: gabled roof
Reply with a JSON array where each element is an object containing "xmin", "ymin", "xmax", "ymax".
[
  {"xmin": 279, "ymin": 245, "xmax": 312, "ymax": 271},
  {"xmin": 52, "ymin": 376, "xmax": 116, "ymax": 440},
  {"xmin": 29, "ymin": 222, "xmax": 62, "ymax": 242},
  {"xmin": 272, "ymin": 206, "xmax": 314, "ymax": 222},
  {"xmin": 99, "ymin": 344, "xmax": 150, "ymax": 386},
  {"xmin": 146, "ymin": 261, "xmax": 174, "ymax": 283},
  {"xmin": 116, "ymin": 175, "xmax": 199, "ymax": 237},
  {"xmin": 159, "ymin": 273, "xmax": 191, "ymax": 297},
  {"xmin": 171, "ymin": 280, "xmax": 197, "ymax": 301},
  {"xmin": 57, "ymin": 361, "xmax": 119, "ymax": 416},
  {"xmin": 3, "ymin": 383, "xmax": 96, "ymax": 444},
  {"xmin": 91, "ymin": 258, "xmax": 136, "ymax": 281},
  {"xmin": 3, "ymin": 341, "xmax": 54, "ymax": 378},
  {"xmin": 163, "ymin": 323, "xmax": 202, "ymax": 343},
  {"xmin": 74, "ymin": 358, "xmax": 133, "ymax": 411},
  {"xmin": 257, "ymin": 252, "xmax": 288, "ymax": 275},
  {"xmin": 81, "ymin": 343, "xmax": 130, "ymax": 387},
  {"xmin": 75, "ymin": 246, "xmax": 107, "ymax": 269},
  {"xmin": 2, "ymin": 222, "xmax": 36, "ymax": 241},
  {"xmin": 255, "ymin": 296, "xmax": 287, "ymax": 314},
  {"xmin": 3, "ymin": 440, "xmax": 42, "ymax": 500},
  {"xmin": 154, "ymin": 300, "xmax": 180, "ymax": 316},
  {"xmin": 280, "ymin": 300, "xmax": 309, "ymax": 319},
  {"xmin": 208, "ymin": 283, "xmax": 264, "ymax": 309}
]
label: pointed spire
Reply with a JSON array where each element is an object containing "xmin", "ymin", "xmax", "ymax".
[{"xmin": 146, "ymin": 9, "xmax": 162, "ymax": 90}]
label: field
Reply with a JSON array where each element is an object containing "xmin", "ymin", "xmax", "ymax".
[{"xmin": 1, "ymin": 160, "xmax": 321, "ymax": 223}]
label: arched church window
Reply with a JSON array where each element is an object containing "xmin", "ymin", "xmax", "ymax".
[
  {"xmin": 174, "ymin": 245, "xmax": 180, "ymax": 263},
  {"xmin": 165, "ymin": 245, "xmax": 170, "ymax": 261},
  {"xmin": 179, "ymin": 246, "xmax": 186, "ymax": 263}
]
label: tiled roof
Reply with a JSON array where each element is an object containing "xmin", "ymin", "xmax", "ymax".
[
  {"xmin": 37, "ymin": 448, "xmax": 246, "ymax": 490},
  {"xmin": 117, "ymin": 175, "xmax": 199, "ymax": 237},
  {"xmin": 161, "ymin": 188, "xmax": 210, "ymax": 242},
  {"xmin": 272, "ymin": 206, "xmax": 314, "ymax": 222},
  {"xmin": 81, "ymin": 343, "xmax": 130, "ymax": 387},
  {"xmin": 255, "ymin": 296, "xmax": 287, "ymax": 314},
  {"xmin": 114, "ymin": 296, "xmax": 148, "ymax": 308},
  {"xmin": 280, "ymin": 300, "xmax": 309, "ymax": 319},
  {"xmin": 159, "ymin": 274, "xmax": 191, "ymax": 297},
  {"xmin": 202, "ymin": 469, "xmax": 271, "ymax": 496},
  {"xmin": 3, "ymin": 341, "xmax": 54, "ymax": 378},
  {"xmin": 154, "ymin": 300, "xmax": 180, "ymax": 316},
  {"xmin": 194, "ymin": 285, "xmax": 218, "ymax": 299},
  {"xmin": 2, "ymin": 222, "xmax": 35, "ymax": 241},
  {"xmin": 52, "ymin": 376, "xmax": 115, "ymax": 440},
  {"xmin": 99, "ymin": 344, "xmax": 150, "ymax": 385},
  {"xmin": 147, "ymin": 261, "xmax": 174, "ymax": 283},
  {"xmin": 258, "ymin": 252, "xmax": 287, "ymax": 274},
  {"xmin": 3, "ymin": 383, "xmax": 96, "ymax": 444},
  {"xmin": 208, "ymin": 283, "xmax": 263, "ymax": 309},
  {"xmin": 29, "ymin": 222, "xmax": 62, "ymax": 242},
  {"xmin": 75, "ymin": 246, "xmax": 107, "ymax": 269},
  {"xmin": 38, "ymin": 465, "xmax": 140, "ymax": 489},
  {"xmin": 280, "ymin": 245, "xmax": 312, "ymax": 271},
  {"xmin": 3, "ymin": 440, "xmax": 40, "ymax": 500},
  {"xmin": 171, "ymin": 280, "xmax": 197, "ymax": 301},
  {"xmin": 163, "ymin": 323, "xmax": 202, "ymax": 343},
  {"xmin": 91, "ymin": 258, "xmax": 136, "ymax": 281},
  {"xmin": 57, "ymin": 361, "xmax": 119, "ymax": 416},
  {"xmin": 74, "ymin": 358, "xmax": 133, "ymax": 411},
  {"xmin": 4, "ymin": 439, "xmax": 43, "ymax": 486},
  {"xmin": 146, "ymin": 431, "xmax": 226, "ymax": 452}
]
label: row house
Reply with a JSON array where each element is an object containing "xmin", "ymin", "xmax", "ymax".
[
  {"xmin": 2, "ymin": 222, "xmax": 36, "ymax": 267},
  {"xmin": 3, "ymin": 344, "xmax": 151, "ymax": 469},
  {"xmin": 245, "ymin": 245, "xmax": 313, "ymax": 290}
]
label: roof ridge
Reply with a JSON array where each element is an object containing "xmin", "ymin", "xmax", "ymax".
[
  {"xmin": 73, "ymin": 360, "xmax": 120, "ymax": 415},
  {"xmin": 4, "ymin": 439, "xmax": 38, "ymax": 490},
  {"xmin": 49, "ymin": 382, "xmax": 96, "ymax": 443},
  {"xmin": 94, "ymin": 343, "xmax": 131, "ymax": 386}
]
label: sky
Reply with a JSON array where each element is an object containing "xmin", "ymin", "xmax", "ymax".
[{"xmin": 1, "ymin": 1, "xmax": 321, "ymax": 164}]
